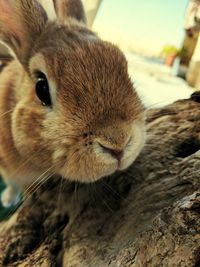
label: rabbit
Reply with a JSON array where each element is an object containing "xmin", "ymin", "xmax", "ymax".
[{"xmin": 0, "ymin": 0, "xmax": 146, "ymax": 208}]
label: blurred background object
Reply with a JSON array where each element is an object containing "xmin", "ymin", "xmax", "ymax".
[
  {"xmin": 184, "ymin": 0, "xmax": 200, "ymax": 31},
  {"xmin": 184, "ymin": 0, "xmax": 200, "ymax": 90}
]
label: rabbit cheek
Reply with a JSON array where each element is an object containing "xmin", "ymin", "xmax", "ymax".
[
  {"xmin": 120, "ymin": 123, "xmax": 146, "ymax": 171},
  {"xmin": 52, "ymin": 147, "xmax": 68, "ymax": 168},
  {"xmin": 11, "ymin": 105, "xmax": 50, "ymax": 167}
]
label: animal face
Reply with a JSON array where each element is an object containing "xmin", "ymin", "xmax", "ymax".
[{"xmin": 0, "ymin": 0, "xmax": 145, "ymax": 182}]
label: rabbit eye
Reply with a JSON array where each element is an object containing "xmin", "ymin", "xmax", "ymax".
[{"xmin": 35, "ymin": 72, "xmax": 52, "ymax": 106}]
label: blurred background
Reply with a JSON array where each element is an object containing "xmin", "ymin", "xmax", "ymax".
[{"xmin": 1, "ymin": 0, "xmax": 200, "ymax": 108}]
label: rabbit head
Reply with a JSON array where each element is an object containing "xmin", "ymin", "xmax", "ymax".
[{"xmin": 0, "ymin": 0, "xmax": 145, "ymax": 182}]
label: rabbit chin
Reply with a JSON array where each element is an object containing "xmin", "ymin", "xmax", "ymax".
[
  {"xmin": 59, "ymin": 164, "xmax": 117, "ymax": 183},
  {"xmin": 58, "ymin": 147, "xmax": 143, "ymax": 183}
]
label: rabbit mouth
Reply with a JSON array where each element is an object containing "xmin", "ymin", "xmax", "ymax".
[
  {"xmin": 59, "ymin": 163, "xmax": 118, "ymax": 183},
  {"xmin": 53, "ymin": 123, "xmax": 145, "ymax": 183},
  {"xmin": 57, "ymin": 144, "xmax": 143, "ymax": 183}
]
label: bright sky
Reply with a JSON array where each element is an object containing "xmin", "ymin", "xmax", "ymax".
[{"xmin": 93, "ymin": 0, "xmax": 189, "ymax": 55}]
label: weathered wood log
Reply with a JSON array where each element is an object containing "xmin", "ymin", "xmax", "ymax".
[{"xmin": 0, "ymin": 96, "xmax": 200, "ymax": 267}]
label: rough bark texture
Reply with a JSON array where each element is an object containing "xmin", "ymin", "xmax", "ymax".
[{"xmin": 0, "ymin": 96, "xmax": 200, "ymax": 267}]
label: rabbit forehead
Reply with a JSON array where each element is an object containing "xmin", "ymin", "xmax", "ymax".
[
  {"xmin": 42, "ymin": 40, "xmax": 129, "ymax": 89},
  {"xmin": 30, "ymin": 42, "xmax": 143, "ymax": 124}
]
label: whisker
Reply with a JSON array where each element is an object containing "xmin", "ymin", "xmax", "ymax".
[
  {"xmin": 23, "ymin": 172, "xmax": 56, "ymax": 204},
  {"xmin": 73, "ymin": 181, "xmax": 79, "ymax": 201},
  {"xmin": 92, "ymin": 183, "xmax": 115, "ymax": 213},
  {"xmin": 57, "ymin": 175, "xmax": 64, "ymax": 209},
  {"xmin": 0, "ymin": 108, "xmax": 13, "ymax": 119},
  {"xmin": 4, "ymin": 171, "xmax": 55, "ymax": 219},
  {"xmin": 101, "ymin": 180, "xmax": 124, "ymax": 201},
  {"xmin": 23, "ymin": 166, "xmax": 55, "ymax": 200}
]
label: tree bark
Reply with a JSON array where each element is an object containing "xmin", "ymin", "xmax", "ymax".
[{"xmin": 0, "ymin": 96, "xmax": 200, "ymax": 267}]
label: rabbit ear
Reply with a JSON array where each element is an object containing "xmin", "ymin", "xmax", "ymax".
[
  {"xmin": 53, "ymin": 0, "xmax": 86, "ymax": 24},
  {"xmin": 0, "ymin": 0, "xmax": 48, "ymax": 64}
]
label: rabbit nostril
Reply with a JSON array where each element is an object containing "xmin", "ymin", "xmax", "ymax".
[
  {"xmin": 110, "ymin": 149, "xmax": 123, "ymax": 160},
  {"xmin": 99, "ymin": 143, "xmax": 123, "ymax": 161}
]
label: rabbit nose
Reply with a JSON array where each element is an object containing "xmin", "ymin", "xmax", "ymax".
[
  {"xmin": 109, "ymin": 149, "xmax": 124, "ymax": 161},
  {"xmin": 99, "ymin": 143, "xmax": 124, "ymax": 160}
]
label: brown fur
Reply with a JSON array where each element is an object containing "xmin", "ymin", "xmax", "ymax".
[{"xmin": 0, "ymin": 0, "xmax": 145, "ymax": 206}]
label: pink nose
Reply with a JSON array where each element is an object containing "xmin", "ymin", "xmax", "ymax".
[
  {"xmin": 109, "ymin": 149, "xmax": 123, "ymax": 161},
  {"xmin": 99, "ymin": 143, "xmax": 124, "ymax": 161}
]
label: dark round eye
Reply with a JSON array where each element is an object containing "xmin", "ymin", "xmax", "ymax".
[{"xmin": 35, "ymin": 72, "xmax": 52, "ymax": 106}]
